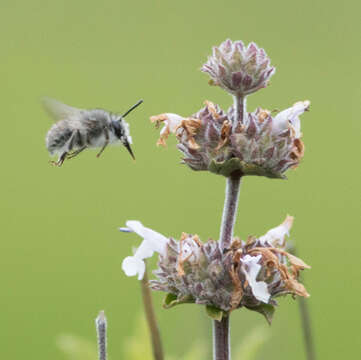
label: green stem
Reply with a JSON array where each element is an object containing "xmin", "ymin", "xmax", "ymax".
[
  {"xmin": 298, "ymin": 295, "xmax": 316, "ymax": 360},
  {"xmin": 141, "ymin": 267, "xmax": 164, "ymax": 360},
  {"xmin": 291, "ymin": 247, "xmax": 316, "ymax": 360}
]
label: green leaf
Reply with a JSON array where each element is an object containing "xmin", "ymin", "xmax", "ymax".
[
  {"xmin": 208, "ymin": 158, "xmax": 285, "ymax": 179},
  {"xmin": 245, "ymin": 303, "xmax": 276, "ymax": 325},
  {"xmin": 163, "ymin": 293, "xmax": 194, "ymax": 309},
  {"xmin": 205, "ymin": 305, "xmax": 225, "ymax": 321}
]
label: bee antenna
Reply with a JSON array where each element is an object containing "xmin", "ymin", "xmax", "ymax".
[{"xmin": 122, "ymin": 99, "xmax": 143, "ymax": 118}]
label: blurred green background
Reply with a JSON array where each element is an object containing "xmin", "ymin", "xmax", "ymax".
[{"xmin": 1, "ymin": 0, "xmax": 360, "ymax": 359}]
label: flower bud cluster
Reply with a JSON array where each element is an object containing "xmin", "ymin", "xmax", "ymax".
[
  {"xmin": 151, "ymin": 38, "xmax": 311, "ymax": 178},
  {"xmin": 120, "ymin": 218, "xmax": 310, "ymax": 319},
  {"xmin": 202, "ymin": 39, "xmax": 275, "ymax": 96},
  {"xmin": 151, "ymin": 100, "xmax": 309, "ymax": 178},
  {"xmin": 150, "ymin": 216, "xmax": 309, "ymax": 315}
]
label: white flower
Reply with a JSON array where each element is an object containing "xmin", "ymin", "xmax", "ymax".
[
  {"xmin": 242, "ymin": 255, "xmax": 270, "ymax": 303},
  {"xmin": 120, "ymin": 221, "xmax": 168, "ymax": 280},
  {"xmin": 272, "ymin": 100, "xmax": 310, "ymax": 138},
  {"xmin": 160, "ymin": 114, "xmax": 183, "ymax": 133},
  {"xmin": 259, "ymin": 215, "xmax": 294, "ymax": 247},
  {"xmin": 150, "ymin": 113, "xmax": 184, "ymax": 146}
]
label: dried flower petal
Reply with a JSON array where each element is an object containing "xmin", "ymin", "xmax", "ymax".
[
  {"xmin": 259, "ymin": 215, "xmax": 294, "ymax": 246},
  {"xmin": 119, "ymin": 217, "xmax": 310, "ymax": 315},
  {"xmin": 150, "ymin": 113, "xmax": 184, "ymax": 146},
  {"xmin": 151, "ymin": 100, "xmax": 310, "ymax": 178}
]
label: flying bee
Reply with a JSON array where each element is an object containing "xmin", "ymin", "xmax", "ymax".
[{"xmin": 43, "ymin": 97, "xmax": 143, "ymax": 166}]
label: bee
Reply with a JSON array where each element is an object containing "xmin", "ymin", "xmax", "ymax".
[{"xmin": 43, "ymin": 97, "xmax": 143, "ymax": 166}]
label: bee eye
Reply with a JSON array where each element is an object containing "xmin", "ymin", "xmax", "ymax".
[{"xmin": 112, "ymin": 120, "xmax": 123, "ymax": 138}]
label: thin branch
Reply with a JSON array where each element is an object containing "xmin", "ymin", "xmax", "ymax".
[
  {"xmin": 298, "ymin": 295, "xmax": 316, "ymax": 360},
  {"xmin": 290, "ymin": 246, "xmax": 316, "ymax": 360},
  {"xmin": 141, "ymin": 266, "xmax": 164, "ymax": 360}
]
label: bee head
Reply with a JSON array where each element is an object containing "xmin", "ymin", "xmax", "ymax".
[
  {"xmin": 112, "ymin": 100, "xmax": 142, "ymax": 160},
  {"xmin": 111, "ymin": 119, "xmax": 135, "ymax": 160}
]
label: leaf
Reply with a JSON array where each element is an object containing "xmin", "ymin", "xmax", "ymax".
[
  {"xmin": 208, "ymin": 158, "xmax": 285, "ymax": 179},
  {"xmin": 163, "ymin": 293, "xmax": 195, "ymax": 309},
  {"xmin": 245, "ymin": 303, "xmax": 276, "ymax": 325},
  {"xmin": 205, "ymin": 305, "xmax": 225, "ymax": 321}
]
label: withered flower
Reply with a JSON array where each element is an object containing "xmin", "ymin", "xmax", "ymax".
[
  {"xmin": 120, "ymin": 216, "xmax": 310, "ymax": 323},
  {"xmin": 151, "ymin": 100, "xmax": 310, "ymax": 178}
]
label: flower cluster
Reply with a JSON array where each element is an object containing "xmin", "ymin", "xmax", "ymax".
[
  {"xmin": 120, "ymin": 217, "xmax": 310, "ymax": 320},
  {"xmin": 201, "ymin": 39, "xmax": 275, "ymax": 96},
  {"xmin": 151, "ymin": 38, "xmax": 311, "ymax": 179},
  {"xmin": 120, "ymin": 38, "xmax": 311, "ymax": 326},
  {"xmin": 151, "ymin": 100, "xmax": 309, "ymax": 178}
]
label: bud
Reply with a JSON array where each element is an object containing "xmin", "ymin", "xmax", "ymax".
[
  {"xmin": 202, "ymin": 39, "xmax": 275, "ymax": 96},
  {"xmin": 151, "ymin": 100, "xmax": 310, "ymax": 178}
]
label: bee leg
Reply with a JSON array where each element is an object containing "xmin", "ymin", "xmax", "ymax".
[
  {"xmin": 96, "ymin": 129, "xmax": 110, "ymax": 158},
  {"xmin": 49, "ymin": 152, "xmax": 67, "ymax": 167},
  {"xmin": 49, "ymin": 130, "xmax": 79, "ymax": 166},
  {"xmin": 66, "ymin": 130, "xmax": 79, "ymax": 152},
  {"xmin": 62, "ymin": 130, "xmax": 86, "ymax": 160},
  {"xmin": 67, "ymin": 146, "xmax": 87, "ymax": 159}
]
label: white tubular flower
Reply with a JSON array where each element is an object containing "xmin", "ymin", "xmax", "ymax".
[
  {"xmin": 120, "ymin": 221, "xmax": 168, "ymax": 280},
  {"xmin": 272, "ymin": 100, "xmax": 310, "ymax": 138},
  {"xmin": 150, "ymin": 113, "xmax": 184, "ymax": 147},
  {"xmin": 242, "ymin": 255, "xmax": 270, "ymax": 303},
  {"xmin": 259, "ymin": 215, "xmax": 294, "ymax": 247}
]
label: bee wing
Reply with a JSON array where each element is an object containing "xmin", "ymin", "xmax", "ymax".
[{"xmin": 42, "ymin": 97, "xmax": 84, "ymax": 121}]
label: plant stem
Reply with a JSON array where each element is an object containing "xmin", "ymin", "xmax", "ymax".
[
  {"xmin": 298, "ymin": 296, "xmax": 316, "ymax": 360},
  {"xmin": 141, "ymin": 267, "xmax": 164, "ymax": 360},
  {"xmin": 219, "ymin": 175, "xmax": 242, "ymax": 250},
  {"xmin": 219, "ymin": 94, "xmax": 245, "ymax": 250},
  {"xmin": 232, "ymin": 94, "xmax": 246, "ymax": 131},
  {"xmin": 213, "ymin": 316, "xmax": 230, "ymax": 360},
  {"xmin": 214, "ymin": 94, "xmax": 246, "ymax": 360},
  {"xmin": 290, "ymin": 246, "xmax": 316, "ymax": 360},
  {"xmin": 95, "ymin": 311, "xmax": 107, "ymax": 360}
]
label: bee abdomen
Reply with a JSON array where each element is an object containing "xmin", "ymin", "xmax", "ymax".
[{"xmin": 46, "ymin": 123, "xmax": 73, "ymax": 154}]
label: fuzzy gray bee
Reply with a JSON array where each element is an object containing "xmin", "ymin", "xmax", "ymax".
[{"xmin": 43, "ymin": 97, "xmax": 143, "ymax": 166}]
